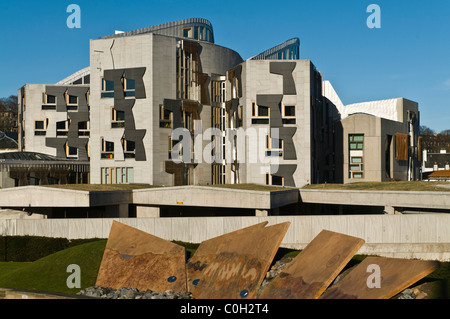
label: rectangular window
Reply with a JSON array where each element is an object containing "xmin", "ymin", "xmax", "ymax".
[
  {"xmin": 42, "ymin": 93, "xmax": 56, "ymax": 105},
  {"xmin": 251, "ymin": 102, "xmax": 270, "ymax": 124},
  {"xmin": 183, "ymin": 27, "xmax": 192, "ymax": 38},
  {"xmin": 56, "ymin": 120, "xmax": 69, "ymax": 136},
  {"xmin": 349, "ymin": 134, "xmax": 364, "ymax": 179},
  {"xmin": 265, "ymin": 173, "xmax": 284, "ymax": 186},
  {"xmin": 35, "ymin": 121, "xmax": 44, "ymax": 130},
  {"xmin": 67, "ymin": 95, "xmax": 78, "ymax": 105},
  {"xmin": 265, "ymin": 135, "xmax": 283, "ymax": 157},
  {"xmin": 159, "ymin": 105, "xmax": 172, "ymax": 128},
  {"xmin": 282, "ymin": 105, "xmax": 296, "ymax": 124},
  {"xmin": 111, "ymin": 107, "xmax": 125, "ymax": 128},
  {"xmin": 66, "ymin": 145, "xmax": 78, "ymax": 158},
  {"xmin": 101, "ymin": 137, "xmax": 114, "ymax": 159},
  {"xmin": 193, "ymin": 26, "xmax": 199, "ymax": 40},
  {"xmin": 34, "ymin": 120, "xmax": 47, "ymax": 136},
  {"xmin": 101, "ymin": 77, "xmax": 114, "ymax": 98},
  {"xmin": 122, "ymin": 138, "xmax": 136, "ymax": 159},
  {"xmin": 123, "ymin": 78, "xmax": 136, "ymax": 97},
  {"xmin": 78, "ymin": 121, "xmax": 90, "ymax": 137}
]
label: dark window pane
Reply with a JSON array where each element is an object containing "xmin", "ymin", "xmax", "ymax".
[
  {"xmin": 35, "ymin": 121, "xmax": 44, "ymax": 130},
  {"xmin": 104, "ymin": 79, "xmax": 114, "ymax": 91},
  {"xmin": 68, "ymin": 95, "xmax": 78, "ymax": 104},
  {"xmin": 284, "ymin": 105, "xmax": 295, "ymax": 116},
  {"xmin": 125, "ymin": 79, "xmax": 135, "ymax": 90},
  {"xmin": 125, "ymin": 140, "xmax": 135, "ymax": 152},
  {"xmin": 78, "ymin": 121, "xmax": 88, "ymax": 130},
  {"xmin": 272, "ymin": 175, "xmax": 283, "ymax": 186},
  {"xmin": 105, "ymin": 141, "xmax": 114, "ymax": 152},
  {"xmin": 251, "ymin": 118, "xmax": 270, "ymax": 125},
  {"xmin": 47, "ymin": 95, "xmax": 56, "ymax": 104},
  {"xmin": 258, "ymin": 106, "xmax": 269, "ymax": 117},
  {"xmin": 68, "ymin": 147, "xmax": 78, "ymax": 156},
  {"xmin": 42, "ymin": 105, "xmax": 56, "ymax": 110},
  {"xmin": 56, "ymin": 121, "xmax": 66, "ymax": 130},
  {"xmin": 282, "ymin": 119, "xmax": 296, "ymax": 125},
  {"xmin": 116, "ymin": 110, "xmax": 125, "ymax": 121}
]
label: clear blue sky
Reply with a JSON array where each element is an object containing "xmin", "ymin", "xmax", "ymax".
[{"xmin": 1, "ymin": 0, "xmax": 449, "ymax": 132}]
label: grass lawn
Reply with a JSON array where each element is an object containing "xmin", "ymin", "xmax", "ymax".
[
  {"xmin": 303, "ymin": 181, "xmax": 450, "ymax": 192},
  {"xmin": 0, "ymin": 239, "xmax": 448, "ymax": 298},
  {"xmin": 0, "ymin": 240, "xmax": 107, "ymax": 295}
]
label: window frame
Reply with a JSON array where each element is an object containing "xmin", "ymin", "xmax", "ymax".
[
  {"xmin": 251, "ymin": 101, "xmax": 270, "ymax": 124},
  {"xmin": 42, "ymin": 93, "xmax": 57, "ymax": 105},
  {"xmin": 349, "ymin": 134, "xmax": 365, "ymax": 179},
  {"xmin": 265, "ymin": 172, "xmax": 284, "ymax": 186}
]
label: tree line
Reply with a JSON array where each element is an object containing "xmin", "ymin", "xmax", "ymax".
[{"xmin": 0, "ymin": 95, "xmax": 18, "ymax": 113}]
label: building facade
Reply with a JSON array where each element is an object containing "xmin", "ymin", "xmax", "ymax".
[{"xmin": 12, "ymin": 18, "xmax": 420, "ymax": 189}]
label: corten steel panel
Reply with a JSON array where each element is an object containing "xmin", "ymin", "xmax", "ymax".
[
  {"xmin": 396, "ymin": 133, "xmax": 409, "ymax": 161},
  {"xmin": 95, "ymin": 221, "xmax": 187, "ymax": 293},
  {"xmin": 321, "ymin": 256, "xmax": 440, "ymax": 299},
  {"xmin": 186, "ymin": 221, "xmax": 290, "ymax": 299},
  {"xmin": 258, "ymin": 230, "xmax": 364, "ymax": 299}
]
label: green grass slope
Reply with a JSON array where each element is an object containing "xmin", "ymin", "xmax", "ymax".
[{"xmin": 0, "ymin": 240, "xmax": 106, "ymax": 295}]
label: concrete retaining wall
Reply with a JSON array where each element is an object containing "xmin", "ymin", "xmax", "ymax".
[{"xmin": 1, "ymin": 214, "xmax": 449, "ymax": 261}]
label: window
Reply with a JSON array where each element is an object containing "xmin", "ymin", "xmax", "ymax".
[
  {"xmin": 42, "ymin": 93, "xmax": 56, "ymax": 105},
  {"xmin": 56, "ymin": 120, "xmax": 69, "ymax": 136},
  {"xmin": 282, "ymin": 105, "xmax": 296, "ymax": 124},
  {"xmin": 168, "ymin": 136, "xmax": 181, "ymax": 160},
  {"xmin": 349, "ymin": 134, "xmax": 364, "ymax": 179},
  {"xmin": 111, "ymin": 107, "xmax": 125, "ymax": 128},
  {"xmin": 34, "ymin": 120, "xmax": 46, "ymax": 136},
  {"xmin": 212, "ymin": 80, "xmax": 225, "ymax": 104},
  {"xmin": 78, "ymin": 121, "xmax": 90, "ymax": 137},
  {"xmin": 101, "ymin": 77, "xmax": 114, "ymax": 98},
  {"xmin": 265, "ymin": 173, "xmax": 284, "ymax": 186},
  {"xmin": 101, "ymin": 137, "xmax": 114, "ymax": 159},
  {"xmin": 122, "ymin": 77, "xmax": 135, "ymax": 97},
  {"xmin": 349, "ymin": 134, "xmax": 364, "ymax": 150},
  {"xmin": 159, "ymin": 105, "xmax": 172, "ymax": 128},
  {"xmin": 66, "ymin": 145, "xmax": 78, "ymax": 158},
  {"xmin": 101, "ymin": 167, "xmax": 134, "ymax": 184},
  {"xmin": 121, "ymin": 138, "xmax": 136, "ymax": 159},
  {"xmin": 176, "ymin": 45, "xmax": 199, "ymax": 100},
  {"xmin": 35, "ymin": 121, "xmax": 44, "ymax": 130},
  {"xmin": 183, "ymin": 27, "xmax": 192, "ymax": 38},
  {"xmin": 251, "ymin": 102, "xmax": 270, "ymax": 124},
  {"xmin": 67, "ymin": 95, "xmax": 78, "ymax": 105},
  {"xmin": 194, "ymin": 26, "xmax": 199, "ymax": 40},
  {"xmin": 265, "ymin": 135, "xmax": 283, "ymax": 157}
]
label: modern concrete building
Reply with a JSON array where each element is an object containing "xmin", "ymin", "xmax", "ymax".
[
  {"xmin": 11, "ymin": 18, "xmax": 420, "ymax": 189},
  {"xmin": 323, "ymin": 81, "xmax": 421, "ymax": 183}
]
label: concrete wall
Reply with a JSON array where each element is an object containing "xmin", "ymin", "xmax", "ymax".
[
  {"xmin": 241, "ymin": 60, "xmax": 314, "ymax": 187},
  {"xmin": 1, "ymin": 214, "xmax": 448, "ymax": 261}
]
